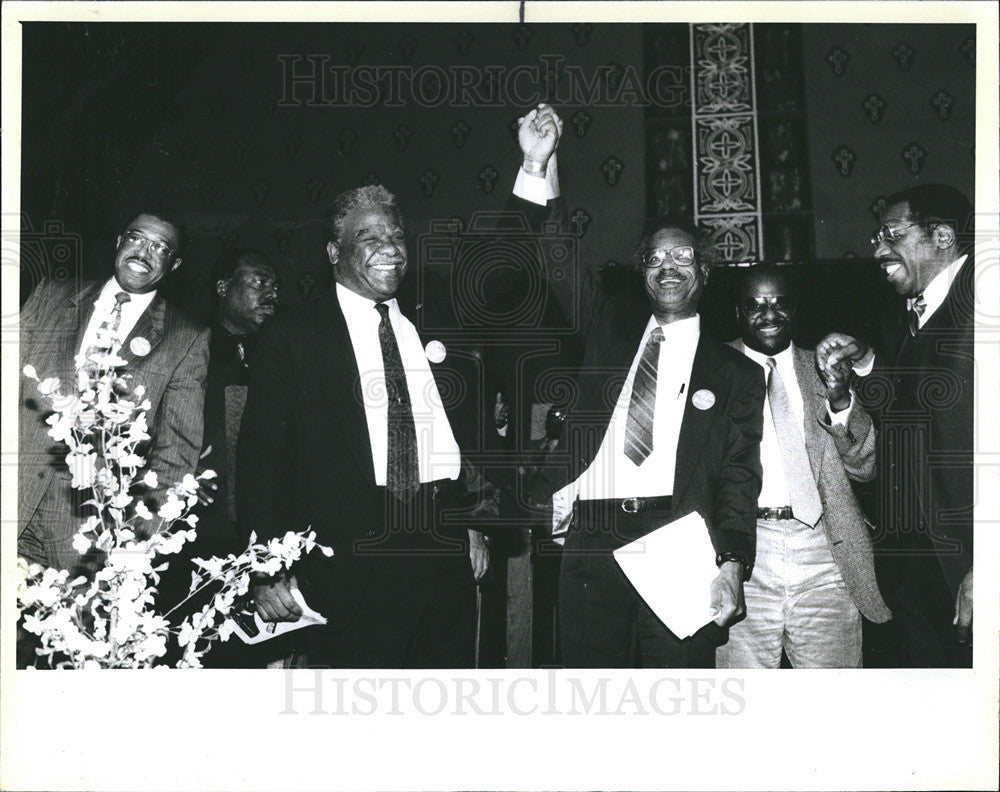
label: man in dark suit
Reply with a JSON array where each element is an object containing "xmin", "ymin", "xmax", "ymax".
[
  {"xmin": 817, "ymin": 184, "xmax": 974, "ymax": 667},
  {"xmin": 199, "ymin": 248, "xmax": 279, "ymax": 553},
  {"xmin": 237, "ymin": 185, "xmax": 493, "ymax": 668},
  {"xmin": 18, "ymin": 212, "xmax": 209, "ymax": 573},
  {"xmin": 531, "ymin": 222, "xmax": 765, "ymax": 668},
  {"xmin": 717, "ymin": 266, "xmax": 890, "ymax": 668}
]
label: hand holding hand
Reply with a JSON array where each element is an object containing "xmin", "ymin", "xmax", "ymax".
[
  {"xmin": 953, "ymin": 567, "xmax": 973, "ymax": 645},
  {"xmin": 517, "ymin": 103, "xmax": 562, "ymax": 168},
  {"xmin": 252, "ymin": 573, "xmax": 303, "ymax": 623},
  {"xmin": 468, "ymin": 529, "xmax": 490, "ymax": 581},
  {"xmin": 816, "ymin": 333, "xmax": 870, "ymax": 379},
  {"xmin": 710, "ymin": 561, "xmax": 747, "ymax": 628}
]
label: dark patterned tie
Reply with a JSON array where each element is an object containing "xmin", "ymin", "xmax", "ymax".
[
  {"xmin": 108, "ymin": 291, "xmax": 131, "ymax": 336},
  {"xmin": 83, "ymin": 291, "xmax": 130, "ymax": 366},
  {"xmin": 908, "ymin": 293, "xmax": 926, "ymax": 337},
  {"xmin": 766, "ymin": 357, "xmax": 823, "ymax": 526},
  {"xmin": 623, "ymin": 326, "xmax": 663, "ymax": 466},
  {"xmin": 375, "ymin": 302, "xmax": 419, "ymax": 501}
]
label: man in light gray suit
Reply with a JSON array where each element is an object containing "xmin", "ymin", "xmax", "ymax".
[
  {"xmin": 716, "ymin": 265, "xmax": 890, "ymax": 668},
  {"xmin": 18, "ymin": 212, "xmax": 209, "ymax": 573}
]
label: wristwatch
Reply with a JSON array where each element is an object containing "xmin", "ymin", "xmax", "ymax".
[
  {"xmin": 716, "ymin": 552, "xmax": 752, "ymax": 582},
  {"xmin": 521, "ymin": 158, "xmax": 546, "ymax": 176}
]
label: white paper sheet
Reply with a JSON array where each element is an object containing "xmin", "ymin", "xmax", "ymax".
[
  {"xmin": 612, "ymin": 510, "xmax": 719, "ymax": 639},
  {"xmin": 231, "ymin": 585, "xmax": 327, "ymax": 645}
]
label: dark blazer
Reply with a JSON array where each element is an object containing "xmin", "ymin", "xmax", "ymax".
[
  {"xmin": 532, "ymin": 296, "xmax": 765, "ymax": 566},
  {"xmin": 18, "ymin": 278, "xmax": 209, "ymax": 569},
  {"xmin": 858, "ymin": 255, "xmax": 974, "ymax": 597},
  {"xmin": 236, "ymin": 287, "xmax": 487, "ymax": 631}
]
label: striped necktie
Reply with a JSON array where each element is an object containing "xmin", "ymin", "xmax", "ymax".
[
  {"xmin": 375, "ymin": 302, "xmax": 419, "ymax": 501},
  {"xmin": 623, "ymin": 326, "xmax": 663, "ymax": 466}
]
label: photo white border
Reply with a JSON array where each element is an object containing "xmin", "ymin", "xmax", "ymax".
[{"xmin": 2, "ymin": 3, "xmax": 997, "ymax": 790}]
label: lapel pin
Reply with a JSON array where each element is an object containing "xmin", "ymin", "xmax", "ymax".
[
  {"xmin": 692, "ymin": 388, "xmax": 715, "ymax": 410},
  {"xmin": 425, "ymin": 340, "xmax": 446, "ymax": 364},
  {"xmin": 130, "ymin": 336, "xmax": 151, "ymax": 357}
]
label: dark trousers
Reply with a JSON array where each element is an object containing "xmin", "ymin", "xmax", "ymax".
[
  {"xmin": 559, "ymin": 499, "xmax": 727, "ymax": 668},
  {"xmin": 302, "ymin": 480, "xmax": 477, "ymax": 669},
  {"xmin": 874, "ymin": 553, "xmax": 972, "ymax": 668}
]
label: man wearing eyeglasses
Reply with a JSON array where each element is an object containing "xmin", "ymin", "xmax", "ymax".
[
  {"xmin": 816, "ymin": 184, "xmax": 974, "ymax": 667},
  {"xmin": 531, "ymin": 225, "xmax": 765, "ymax": 667},
  {"xmin": 18, "ymin": 212, "xmax": 210, "ymax": 574},
  {"xmin": 715, "ymin": 266, "xmax": 890, "ymax": 668}
]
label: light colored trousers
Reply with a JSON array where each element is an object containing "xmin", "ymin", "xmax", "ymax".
[{"xmin": 716, "ymin": 517, "xmax": 861, "ymax": 668}]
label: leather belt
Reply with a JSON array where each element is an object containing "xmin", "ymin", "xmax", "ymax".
[
  {"xmin": 757, "ymin": 506, "xmax": 794, "ymax": 520},
  {"xmin": 579, "ymin": 496, "xmax": 673, "ymax": 515}
]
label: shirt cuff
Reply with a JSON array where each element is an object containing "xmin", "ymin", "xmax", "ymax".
[
  {"xmin": 852, "ymin": 348, "xmax": 875, "ymax": 377},
  {"xmin": 825, "ymin": 390, "xmax": 854, "ymax": 426},
  {"xmin": 513, "ymin": 152, "xmax": 560, "ymax": 205}
]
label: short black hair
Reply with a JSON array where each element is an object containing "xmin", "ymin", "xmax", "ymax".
[
  {"xmin": 737, "ymin": 263, "xmax": 796, "ymax": 300},
  {"xmin": 120, "ymin": 210, "xmax": 186, "ymax": 257},
  {"xmin": 323, "ymin": 184, "xmax": 403, "ymax": 246},
  {"xmin": 885, "ymin": 183, "xmax": 974, "ymax": 252},
  {"xmin": 214, "ymin": 247, "xmax": 272, "ymax": 283}
]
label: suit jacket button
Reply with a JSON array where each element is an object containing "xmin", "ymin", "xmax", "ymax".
[{"xmin": 366, "ymin": 529, "xmax": 376, "ymax": 537}]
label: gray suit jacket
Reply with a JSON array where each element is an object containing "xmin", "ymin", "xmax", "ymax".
[
  {"xmin": 18, "ymin": 278, "xmax": 209, "ymax": 567},
  {"xmin": 733, "ymin": 341, "xmax": 891, "ymax": 623}
]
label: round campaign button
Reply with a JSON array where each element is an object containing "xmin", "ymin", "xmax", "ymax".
[
  {"xmin": 692, "ymin": 388, "xmax": 715, "ymax": 410},
  {"xmin": 130, "ymin": 337, "xmax": 151, "ymax": 357},
  {"xmin": 425, "ymin": 340, "xmax": 447, "ymax": 364}
]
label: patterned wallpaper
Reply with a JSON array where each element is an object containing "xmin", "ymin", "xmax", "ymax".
[
  {"xmin": 103, "ymin": 23, "xmax": 645, "ymax": 325},
  {"xmin": 801, "ymin": 24, "xmax": 975, "ymax": 259}
]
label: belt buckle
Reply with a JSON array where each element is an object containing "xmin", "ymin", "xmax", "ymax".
[{"xmin": 621, "ymin": 497, "xmax": 640, "ymax": 514}]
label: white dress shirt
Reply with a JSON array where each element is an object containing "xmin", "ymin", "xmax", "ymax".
[
  {"xmin": 739, "ymin": 342, "xmax": 851, "ymax": 507},
  {"xmin": 512, "ymin": 153, "xmax": 560, "ymax": 205},
  {"xmin": 336, "ymin": 283, "xmax": 461, "ymax": 485},
  {"xmin": 552, "ymin": 314, "xmax": 700, "ymax": 531},
  {"xmin": 77, "ymin": 277, "xmax": 156, "ymax": 361}
]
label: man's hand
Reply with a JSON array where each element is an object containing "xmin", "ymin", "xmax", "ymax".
[
  {"xmin": 816, "ymin": 332, "xmax": 871, "ymax": 378},
  {"xmin": 953, "ymin": 567, "xmax": 973, "ymax": 645},
  {"xmin": 517, "ymin": 103, "xmax": 562, "ymax": 169},
  {"xmin": 253, "ymin": 573, "xmax": 303, "ymax": 623},
  {"xmin": 710, "ymin": 561, "xmax": 746, "ymax": 628},
  {"xmin": 468, "ymin": 529, "xmax": 490, "ymax": 582},
  {"xmin": 818, "ymin": 356, "xmax": 853, "ymax": 412}
]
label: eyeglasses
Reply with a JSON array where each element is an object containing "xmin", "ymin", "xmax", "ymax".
[
  {"xmin": 741, "ymin": 296, "xmax": 798, "ymax": 317},
  {"xmin": 122, "ymin": 231, "xmax": 174, "ymax": 258},
  {"xmin": 870, "ymin": 222, "xmax": 920, "ymax": 247},
  {"xmin": 644, "ymin": 245, "xmax": 696, "ymax": 268}
]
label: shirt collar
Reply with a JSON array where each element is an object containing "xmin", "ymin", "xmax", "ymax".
[
  {"xmin": 336, "ymin": 281, "xmax": 399, "ymax": 321},
  {"xmin": 740, "ymin": 340, "xmax": 795, "ymax": 369},
  {"xmin": 909, "ymin": 254, "xmax": 967, "ymax": 325},
  {"xmin": 646, "ymin": 312, "xmax": 700, "ymax": 341},
  {"xmin": 97, "ymin": 277, "xmax": 156, "ymax": 313}
]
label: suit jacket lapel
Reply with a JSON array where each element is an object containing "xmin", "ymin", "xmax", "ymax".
[
  {"xmin": 792, "ymin": 344, "xmax": 825, "ymax": 481},
  {"xmin": 315, "ymin": 295, "xmax": 377, "ymax": 488},
  {"xmin": 118, "ymin": 295, "xmax": 165, "ymax": 367},
  {"xmin": 65, "ymin": 281, "xmax": 104, "ymax": 371},
  {"xmin": 673, "ymin": 335, "xmax": 722, "ymax": 503}
]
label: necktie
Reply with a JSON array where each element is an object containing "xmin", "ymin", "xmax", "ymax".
[
  {"xmin": 83, "ymin": 291, "xmax": 130, "ymax": 367},
  {"xmin": 375, "ymin": 302, "xmax": 419, "ymax": 501},
  {"xmin": 908, "ymin": 293, "xmax": 926, "ymax": 336},
  {"xmin": 108, "ymin": 291, "xmax": 131, "ymax": 335},
  {"xmin": 624, "ymin": 326, "xmax": 663, "ymax": 466},
  {"xmin": 766, "ymin": 357, "xmax": 823, "ymax": 527}
]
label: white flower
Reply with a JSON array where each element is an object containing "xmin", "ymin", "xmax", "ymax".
[
  {"xmin": 142, "ymin": 471, "xmax": 159, "ymax": 489},
  {"xmin": 38, "ymin": 377, "xmax": 61, "ymax": 395},
  {"xmin": 198, "ymin": 469, "xmax": 218, "ymax": 481},
  {"xmin": 184, "ymin": 514, "xmax": 199, "ymax": 527},
  {"xmin": 134, "ymin": 501, "xmax": 153, "ymax": 521},
  {"xmin": 66, "ymin": 451, "xmax": 97, "ymax": 489},
  {"xmin": 177, "ymin": 474, "xmax": 199, "ymax": 497},
  {"xmin": 218, "ymin": 619, "xmax": 235, "ymax": 642},
  {"xmin": 23, "ymin": 365, "xmax": 38, "ymax": 380},
  {"xmin": 157, "ymin": 495, "xmax": 184, "ymax": 522},
  {"xmin": 51, "ymin": 393, "xmax": 82, "ymax": 415},
  {"xmin": 72, "ymin": 533, "xmax": 92, "ymax": 554},
  {"xmin": 110, "ymin": 491, "xmax": 133, "ymax": 510}
]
